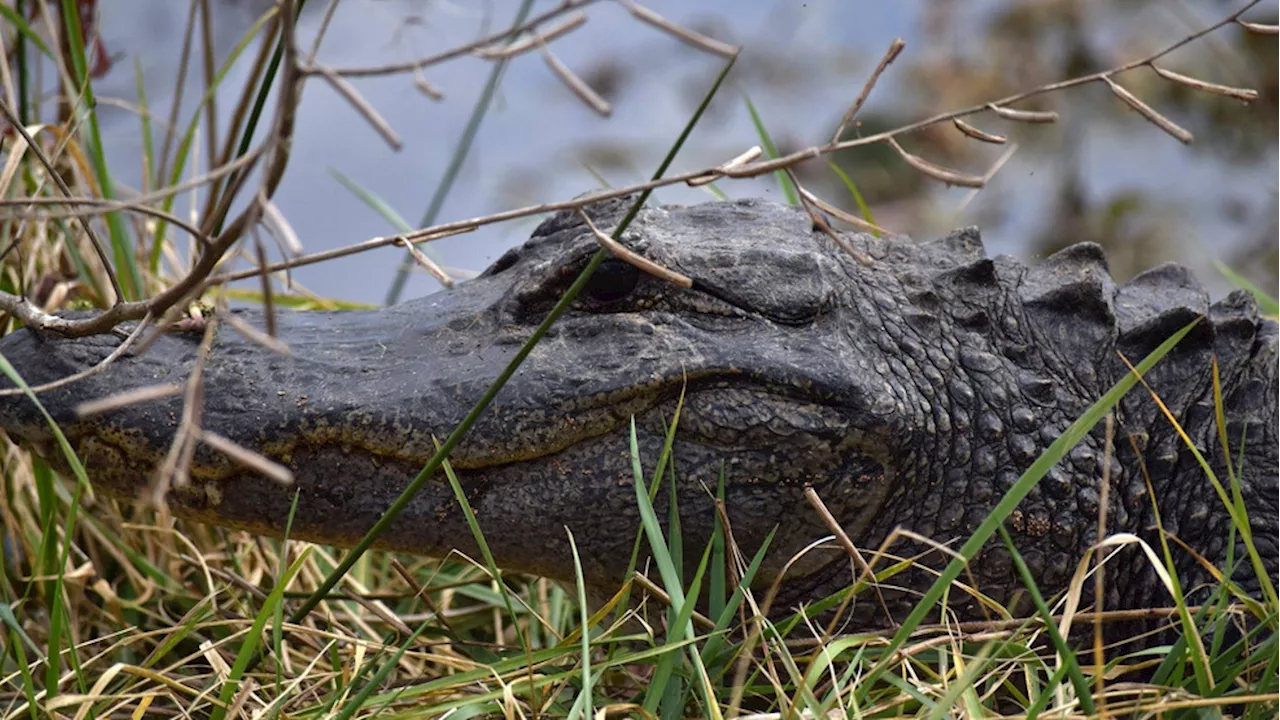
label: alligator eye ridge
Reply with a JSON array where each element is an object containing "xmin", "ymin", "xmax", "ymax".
[{"xmin": 583, "ymin": 259, "xmax": 640, "ymax": 303}]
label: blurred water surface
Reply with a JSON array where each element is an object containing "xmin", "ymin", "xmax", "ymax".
[{"xmin": 83, "ymin": 0, "xmax": 1277, "ymax": 304}]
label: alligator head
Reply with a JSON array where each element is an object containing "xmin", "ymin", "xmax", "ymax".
[{"xmin": 0, "ymin": 198, "xmax": 1275, "ymax": 620}]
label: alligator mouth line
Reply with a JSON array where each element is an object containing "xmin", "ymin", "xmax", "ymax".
[
  {"xmin": 267, "ymin": 371, "xmax": 826, "ymax": 472},
  {"xmin": 43, "ymin": 369, "xmax": 866, "ymax": 485}
]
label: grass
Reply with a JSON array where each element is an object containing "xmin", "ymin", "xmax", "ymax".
[
  {"xmin": 2, "ymin": 380, "xmax": 1275, "ymax": 716},
  {"xmin": 0, "ymin": 3, "xmax": 1276, "ymax": 718}
]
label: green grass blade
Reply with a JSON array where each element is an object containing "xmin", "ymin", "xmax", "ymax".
[
  {"xmin": 384, "ymin": 0, "xmax": 537, "ymax": 306},
  {"xmin": 134, "ymin": 57, "xmax": 156, "ymax": 190},
  {"xmin": 328, "ymin": 169, "xmax": 411, "ymax": 233},
  {"xmin": 631, "ymin": 418, "xmax": 688, "ymax": 713},
  {"xmin": 282, "ymin": 54, "xmax": 738, "ymax": 632},
  {"xmin": 629, "ymin": 418, "xmax": 721, "ymax": 720},
  {"xmin": 699, "ymin": 525, "xmax": 777, "ymax": 667},
  {"xmin": 1214, "ymin": 260, "xmax": 1278, "ymax": 316},
  {"xmin": 1024, "ymin": 660, "xmax": 1074, "ymax": 719},
  {"xmin": 826, "ymin": 159, "xmax": 878, "ymax": 236},
  {"xmin": 744, "ymin": 93, "xmax": 799, "ymax": 206},
  {"xmin": 272, "ymin": 491, "xmax": 302, "ymax": 692},
  {"xmin": 59, "ymin": 0, "xmax": 143, "ymax": 300},
  {"xmin": 0, "ymin": 4, "xmax": 53, "ymax": 61},
  {"xmin": 709, "ymin": 467, "xmax": 727, "ymax": 621},
  {"xmin": 207, "ymin": 0, "xmax": 308, "ymax": 238},
  {"xmin": 7, "ymin": 624, "xmax": 39, "ymax": 720},
  {"xmin": 329, "ymin": 168, "xmax": 448, "ymax": 269},
  {"xmin": 0, "ymin": 353, "xmax": 92, "ymax": 497},
  {"xmin": 209, "ymin": 545, "xmax": 312, "ymax": 720},
  {"xmin": 996, "ymin": 524, "xmax": 1096, "ymax": 715},
  {"xmin": 330, "ymin": 589, "xmax": 480, "ymax": 719},
  {"xmin": 565, "ymin": 528, "xmax": 593, "ymax": 720},
  {"xmin": 150, "ymin": 6, "xmax": 280, "ymax": 269},
  {"xmin": 437, "ymin": 452, "xmax": 533, "ymax": 671}
]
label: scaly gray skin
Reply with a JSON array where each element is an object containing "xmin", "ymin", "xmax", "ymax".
[{"xmin": 0, "ymin": 198, "xmax": 1275, "ymax": 624}]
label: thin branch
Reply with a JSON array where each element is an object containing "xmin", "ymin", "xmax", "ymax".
[
  {"xmin": 539, "ymin": 40, "xmax": 611, "ymax": 117},
  {"xmin": 1149, "ymin": 63, "xmax": 1258, "ymax": 101},
  {"xmin": 153, "ymin": 303, "xmax": 219, "ymax": 497},
  {"xmin": 473, "ymin": 13, "xmax": 587, "ymax": 59},
  {"xmin": 307, "ymin": 62, "xmax": 402, "ymax": 149},
  {"xmin": 0, "ymin": 313, "xmax": 153, "ymax": 398},
  {"xmin": 1104, "ymin": 76, "xmax": 1193, "ymax": 144},
  {"xmin": 952, "ymin": 117, "xmax": 1007, "ymax": 144},
  {"xmin": 578, "ymin": 210, "xmax": 691, "ymax": 287},
  {"xmin": 620, "ymin": 1, "xmax": 739, "ymax": 57},
  {"xmin": 0, "ymin": 96, "xmax": 122, "ymax": 303},
  {"xmin": 888, "ymin": 137, "xmax": 985, "ymax": 188},
  {"xmin": 803, "ymin": 486, "xmax": 897, "ymax": 629},
  {"xmin": 318, "ymin": 0, "xmax": 600, "ymax": 78},
  {"xmin": 395, "ymin": 237, "xmax": 454, "ymax": 289},
  {"xmin": 206, "ymin": 225, "xmax": 475, "ymax": 286},
  {"xmin": 198, "ymin": 6, "xmax": 281, "ymax": 227},
  {"xmin": 830, "ymin": 38, "xmax": 905, "ymax": 144},
  {"xmin": 0, "ymin": 197, "xmax": 214, "ymax": 250}
]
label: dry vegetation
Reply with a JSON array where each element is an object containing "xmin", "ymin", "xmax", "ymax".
[{"xmin": 0, "ymin": 1, "xmax": 1275, "ymax": 717}]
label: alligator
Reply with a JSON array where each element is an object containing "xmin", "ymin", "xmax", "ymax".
[{"xmin": 0, "ymin": 197, "xmax": 1275, "ymax": 626}]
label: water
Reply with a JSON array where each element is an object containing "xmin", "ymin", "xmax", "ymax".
[{"xmin": 72, "ymin": 1, "xmax": 1279, "ymax": 304}]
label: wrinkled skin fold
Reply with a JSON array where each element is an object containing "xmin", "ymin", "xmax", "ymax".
[{"xmin": 0, "ymin": 198, "xmax": 1275, "ymax": 624}]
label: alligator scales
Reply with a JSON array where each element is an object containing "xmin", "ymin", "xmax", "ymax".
[{"xmin": 0, "ymin": 199, "xmax": 1275, "ymax": 624}]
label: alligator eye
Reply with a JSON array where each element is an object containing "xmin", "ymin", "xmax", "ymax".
[{"xmin": 583, "ymin": 259, "xmax": 640, "ymax": 303}]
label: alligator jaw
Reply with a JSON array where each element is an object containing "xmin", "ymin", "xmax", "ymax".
[{"xmin": 0, "ymin": 200, "xmax": 902, "ymax": 593}]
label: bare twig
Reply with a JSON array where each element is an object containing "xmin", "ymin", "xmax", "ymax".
[
  {"xmin": 155, "ymin": 0, "xmax": 209, "ymax": 187},
  {"xmin": 1236, "ymin": 18, "xmax": 1277, "ymax": 34},
  {"xmin": 307, "ymin": 62, "xmax": 403, "ymax": 149},
  {"xmin": 687, "ymin": 145, "xmax": 762, "ymax": 186},
  {"xmin": 153, "ymin": 304, "xmax": 220, "ymax": 498},
  {"xmin": 12, "ymin": 141, "xmax": 268, "ymax": 222},
  {"xmin": 578, "ymin": 210, "xmax": 691, "ymax": 287},
  {"xmin": 830, "ymin": 38, "xmax": 905, "ymax": 144},
  {"xmin": 208, "ymin": 224, "xmax": 474, "ymax": 286},
  {"xmin": 793, "ymin": 178, "xmax": 888, "ymax": 238},
  {"xmin": 954, "ymin": 141, "xmax": 1019, "ymax": 217},
  {"xmin": 258, "ymin": 193, "xmax": 303, "ymax": 256},
  {"xmin": 630, "ymin": 572, "xmax": 716, "ymax": 630},
  {"xmin": 620, "ymin": 1, "xmax": 739, "ymax": 57},
  {"xmin": 0, "ymin": 97, "xmax": 122, "ymax": 303},
  {"xmin": 1104, "ymin": 76, "xmax": 1193, "ymax": 144},
  {"xmin": 539, "ymin": 40, "xmax": 611, "ymax": 117},
  {"xmin": 1150, "ymin": 64, "xmax": 1258, "ymax": 101},
  {"xmin": 198, "ymin": 7, "xmax": 281, "ymax": 226},
  {"xmin": 952, "ymin": 117, "xmax": 1007, "ymax": 144},
  {"xmin": 253, "ymin": 240, "xmax": 278, "ymax": 337},
  {"xmin": 473, "ymin": 13, "xmax": 587, "ymax": 59},
  {"xmin": 888, "ymin": 137, "xmax": 985, "ymax": 188},
  {"xmin": 197, "ymin": 429, "xmax": 294, "ymax": 486},
  {"xmin": 803, "ymin": 486, "xmax": 897, "ymax": 628},
  {"xmin": 396, "ymin": 237, "xmax": 454, "ymax": 289},
  {"xmin": 0, "ymin": 313, "xmax": 153, "ymax": 398},
  {"xmin": 1094, "ymin": 414, "xmax": 1115, "ymax": 709},
  {"xmin": 986, "ymin": 103, "xmax": 1059, "ymax": 124},
  {"xmin": 0, "ymin": 196, "xmax": 215, "ymax": 250},
  {"xmin": 75, "ymin": 381, "xmax": 182, "ymax": 417},
  {"xmin": 320, "ymin": 0, "xmax": 599, "ymax": 78},
  {"xmin": 221, "ymin": 311, "xmax": 291, "ymax": 356}
]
